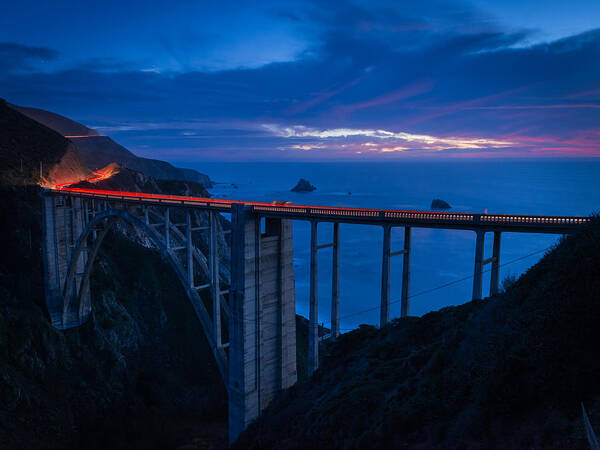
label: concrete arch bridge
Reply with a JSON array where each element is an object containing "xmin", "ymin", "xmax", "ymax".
[{"xmin": 41, "ymin": 187, "xmax": 588, "ymax": 442}]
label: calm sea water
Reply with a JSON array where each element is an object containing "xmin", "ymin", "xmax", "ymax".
[{"xmin": 178, "ymin": 160, "xmax": 600, "ymax": 331}]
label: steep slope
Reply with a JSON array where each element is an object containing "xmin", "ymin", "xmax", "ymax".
[
  {"xmin": 235, "ymin": 219, "xmax": 600, "ymax": 450},
  {"xmin": 68, "ymin": 135, "xmax": 212, "ymax": 186},
  {"xmin": 0, "ymin": 99, "xmax": 92, "ymax": 187},
  {"xmin": 10, "ymin": 104, "xmax": 99, "ymax": 137},
  {"xmin": 10, "ymin": 102, "xmax": 212, "ymax": 187}
]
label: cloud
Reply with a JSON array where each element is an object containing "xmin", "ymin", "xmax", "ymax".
[
  {"xmin": 75, "ymin": 57, "xmax": 135, "ymax": 72},
  {"xmin": 0, "ymin": 42, "xmax": 59, "ymax": 73},
  {"xmin": 333, "ymin": 79, "xmax": 434, "ymax": 115},
  {"xmin": 264, "ymin": 124, "xmax": 515, "ymax": 152}
]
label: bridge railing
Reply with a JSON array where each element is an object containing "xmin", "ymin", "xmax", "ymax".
[
  {"xmin": 51, "ymin": 188, "xmax": 590, "ymax": 229},
  {"xmin": 251, "ymin": 203, "xmax": 589, "ymax": 228}
]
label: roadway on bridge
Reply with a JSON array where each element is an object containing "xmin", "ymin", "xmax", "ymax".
[{"xmin": 52, "ymin": 177, "xmax": 589, "ymax": 234}]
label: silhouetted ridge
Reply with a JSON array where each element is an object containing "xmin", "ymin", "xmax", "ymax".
[
  {"xmin": 0, "ymin": 99, "xmax": 91, "ymax": 186},
  {"xmin": 9, "ymin": 102, "xmax": 212, "ymax": 187},
  {"xmin": 69, "ymin": 135, "xmax": 212, "ymax": 186},
  {"xmin": 10, "ymin": 103, "xmax": 99, "ymax": 137}
]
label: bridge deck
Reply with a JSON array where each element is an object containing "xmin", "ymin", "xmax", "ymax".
[{"xmin": 50, "ymin": 187, "xmax": 589, "ymax": 234}]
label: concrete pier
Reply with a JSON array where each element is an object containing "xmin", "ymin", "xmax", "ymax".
[
  {"xmin": 472, "ymin": 230, "xmax": 485, "ymax": 300},
  {"xmin": 490, "ymin": 231, "xmax": 501, "ymax": 296},
  {"xmin": 380, "ymin": 224, "xmax": 391, "ymax": 327},
  {"xmin": 165, "ymin": 208, "xmax": 170, "ymax": 249},
  {"xmin": 42, "ymin": 193, "xmax": 90, "ymax": 329},
  {"xmin": 331, "ymin": 222, "xmax": 340, "ymax": 338},
  {"xmin": 228, "ymin": 205, "xmax": 297, "ymax": 442},
  {"xmin": 308, "ymin": 220, "xmax": 319, "ymax": 376},
  {"xmin": 186, "ymin": 210, "xmax": 193, "ymax": 288},
  {"xmin": 210, "ymin": 211, "xmax": 221, "ymax": 348},
  {"xmin": 400, "ymin": 227, "xmax": 411, "ymax": 318}
]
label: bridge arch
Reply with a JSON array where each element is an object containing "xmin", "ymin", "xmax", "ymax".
[{"xmin": 61, "ymin": 207, "xmax": 228, "ymax": 380}]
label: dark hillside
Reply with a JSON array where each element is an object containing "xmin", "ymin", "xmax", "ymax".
[
  {"xmin": 10, "ymin": 104, "xmax": 99, "ymax": 137},
  {"xmin": 0, "ymin": 100, "xmax": 91, "ymax": 186},
  {"xmin": 70, "ymin": 163, "xmax": 210, "ymax": 198},
  {"xmin": 69, "ymin": 135, "xmax": 213, "ymax": 186},
  {"xmin": 235, "ymin": 218, "xmax": 600, "ymax": 449},
  {"xmin": 9, "ymin": 102, "xmax": 212, "ymax": 187}
]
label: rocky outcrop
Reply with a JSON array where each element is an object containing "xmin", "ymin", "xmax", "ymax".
[
  {"xmin": 431, "ymin": 198, "xmax": 451, "ymax": 209},
  {"xmin": 291, "ymin": 178, "xmax": 316, "ymax": 192}
]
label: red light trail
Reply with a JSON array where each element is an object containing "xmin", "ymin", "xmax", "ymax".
[{"xmin": 49, "ymin": 172, "xmax": 588, "ymax": 231}]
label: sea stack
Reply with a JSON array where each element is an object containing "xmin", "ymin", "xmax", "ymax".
[
  {"xmin": 291, "ymin": 178, "xmax": 316, "ymax": 192},
  {"xmin": 431, "ymin": 198, "xmax": 451, "ymax": 210}
]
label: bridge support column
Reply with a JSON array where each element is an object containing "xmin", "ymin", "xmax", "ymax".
[
  {"xmin": 308, "ymin": 220, "xmax": 319, "ymax": 376},
  {"xmin": 472, "ymin": 230, "xmax": 485, "ymax": 300},
  {"xmin": 229, "ymin": 205, "xmax": 297, "ymax": 443},
  {"xmin": 186, "ymin": 210, "xmax": 193, "ymax": 288},
  {"xmin": 401, "ymin": 227, "xmax": 411, "ymax": 318},
  {"xmin": 331, "ymin": 222, "xmax": 340, "ymax": 339},
  {"xmin": 210, "ymin": 211, "xmax": 221, "ymax": 348},
  {"xmin": 490, "ymin": 231, "xmax": 501, "ymax": 296},
  {"xmin": 41, "ymin": 193, "xmax": 90, "ymax": 329},
  {"xmin": 380, "ymin": 224, "xmax": 391, "ymax": 327},
  {"xmin": 164, "ymin": 208, "xmax": 170, "ymax": 249}
]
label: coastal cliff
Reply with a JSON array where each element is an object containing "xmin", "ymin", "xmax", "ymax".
[{"xmin": 9, "ymin": 103, "xmax": 212, "ymax": 187}]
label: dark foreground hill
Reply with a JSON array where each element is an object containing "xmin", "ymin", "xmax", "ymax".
[{"xmin": 235, "ymin": 218, "xmax": 600, "ymax": 449}]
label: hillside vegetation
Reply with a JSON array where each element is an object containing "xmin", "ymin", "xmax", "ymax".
[{"xmin": 235, "ymin": 218, "xmax": 600, "ymax": 449}]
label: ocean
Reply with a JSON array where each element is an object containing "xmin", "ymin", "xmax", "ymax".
[{"xmin": 178, "ymin": 160, "xmax": 600, "ymax": 332}]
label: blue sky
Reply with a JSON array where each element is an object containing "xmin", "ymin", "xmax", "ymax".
[{"xmin": 1, "ymin": 0, "xmax": 599, "ymax": 160}]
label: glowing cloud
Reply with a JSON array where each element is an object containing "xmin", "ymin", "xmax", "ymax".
[{"xmin": 263, "ymin": 124, "xmax": 516, "ymax": 152}]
